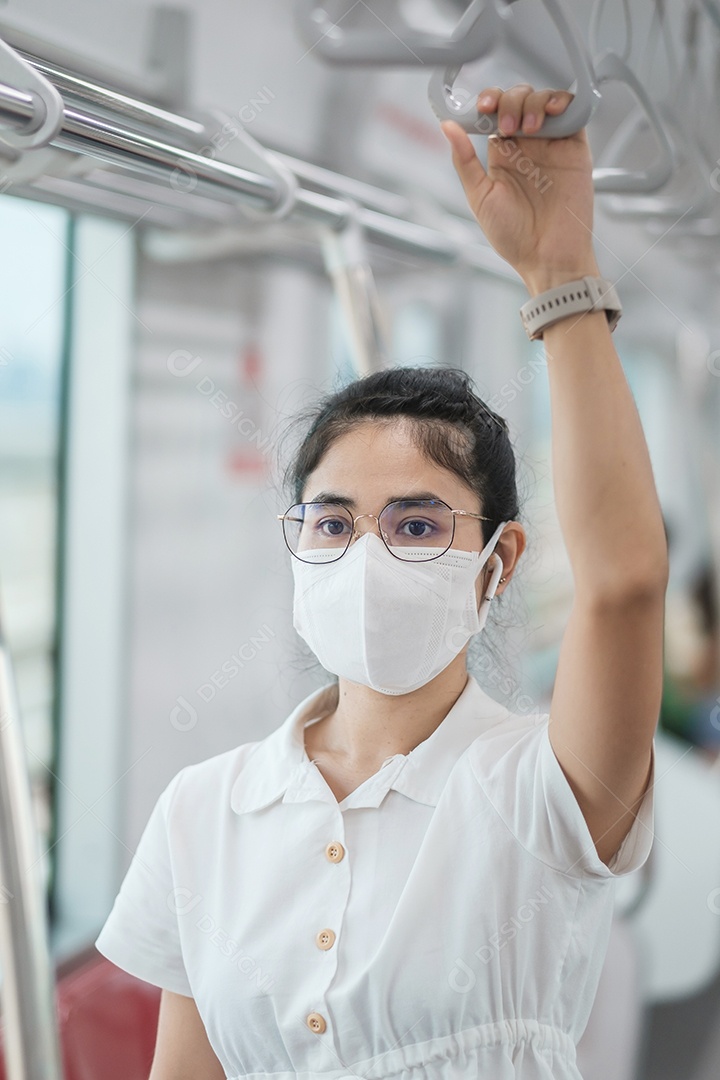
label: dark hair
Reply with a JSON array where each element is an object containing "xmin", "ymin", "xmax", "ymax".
[{"xmin": 281, "ymin": 365, "xmax": 520, "ymax": 546}]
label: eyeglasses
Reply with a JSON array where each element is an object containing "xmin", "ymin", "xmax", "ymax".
[{"xmin": 277, "ymin": 499, "xmax": 494, "ymax": 564}]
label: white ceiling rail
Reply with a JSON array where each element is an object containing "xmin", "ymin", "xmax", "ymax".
[
  {"xmin": 296, "ymin": 0, "xmax": 510, "ymax": 66},
  {"xmin": 297, "ymin": 0, "xmax": 599, "ymax": 139},
  {"xmin": 583, "ymin": 50, "xmax": 674, "ymax": 194},
  {"xmin": 588, "ymin": 0, "xmax": 632, "ymax": 64},
  {"xmin": 297, "ymin": 0, "xmax": 673, "ymax": 195},
  {"xmin": 0, "ymin": 43, "xmax": 517, "ymax": 280},
  {"xmin": 600, "ymin": 1, "xmax": 720, "ymax": 229}
]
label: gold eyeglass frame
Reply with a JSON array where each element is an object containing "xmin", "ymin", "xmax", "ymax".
[{"xmin": 276, "ymin": 498, "xmax": 495, "ymax": 564}]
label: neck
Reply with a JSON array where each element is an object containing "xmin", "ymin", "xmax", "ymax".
[{"xmin": 306, "ymin": 655, "xmax": 471, "ymax": 768}]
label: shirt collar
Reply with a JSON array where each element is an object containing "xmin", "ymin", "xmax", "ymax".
[{"xmin": 230, "ymin": 674, "xmax": 509, "ymax": 814}]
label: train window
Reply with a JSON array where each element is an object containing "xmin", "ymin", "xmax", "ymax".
[
  {"xmin": 48, "ymin": 213, "xmax": 135, "ymax": 957},
  {"xmin": 0, "ymin": 195, "xmax": 70, "ymax": 901}
]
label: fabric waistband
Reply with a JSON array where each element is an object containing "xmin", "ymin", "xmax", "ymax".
[{"xmin": 229, "ymin": 1018, "xmax": 577, "ymax": 1080}]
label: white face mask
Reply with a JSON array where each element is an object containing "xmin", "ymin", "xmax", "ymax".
[{"xmin": 291, "ymin": 520, "xmax": 507, "ymax": 695}]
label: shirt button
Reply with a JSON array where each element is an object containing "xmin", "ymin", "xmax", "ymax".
[
  {"xmin": 325, "ymin": 841, "xmax": 345, "ymax": 862},
  {"xmin": 315, "ymin": 928, "xmax": 336, "ymax": 950},
  {"xmin": 306, "ymin": 1011, "xmax": 326, "ymax": 1033}
]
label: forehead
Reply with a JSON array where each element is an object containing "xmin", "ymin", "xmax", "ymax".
[{"xmin": 301, "ymin": 418, "xmax": 478, "ymax": 506}]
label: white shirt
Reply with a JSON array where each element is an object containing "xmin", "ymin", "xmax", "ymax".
[{"xmin": 95, "ymin": 673, "xmax": 655, "ymax": 1080}]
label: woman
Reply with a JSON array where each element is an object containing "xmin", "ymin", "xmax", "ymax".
[{"xmin": 95, "ymin": 86, "xmax": 667, "ymax": 1080}]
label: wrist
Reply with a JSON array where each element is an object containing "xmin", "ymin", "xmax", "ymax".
[
  {"xmin": 518, "ymin": 269, "xmax": 622, "ymax": 342},
  {"xmin": 522, "ymin": 264, "xmax": 602, "ymax": 298}
]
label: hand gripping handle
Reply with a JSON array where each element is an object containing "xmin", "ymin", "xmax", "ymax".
[{"xmin": 427, "ymin": 0, "xmax": 600, "ymax": 137}]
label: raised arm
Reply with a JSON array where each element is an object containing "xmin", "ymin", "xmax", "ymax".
[{"xmin": 442, "ymin": 85, "xmax": 668, "ymax": 867}]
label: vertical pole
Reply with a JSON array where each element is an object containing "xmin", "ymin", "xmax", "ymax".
[
  {"xmin": 0, "ymin": 609, "xmax": 65, "ymax": 1080},
  {"xmin": 320, "ymin": 204, "xmax": 390, "ymax": 376}
]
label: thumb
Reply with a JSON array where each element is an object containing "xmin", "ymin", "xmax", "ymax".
[{"xmin": 440, "ymin": 120, "xmax": 489, "ymax": 195}]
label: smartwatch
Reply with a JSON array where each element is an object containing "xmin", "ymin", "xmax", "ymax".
[{"xmin": 519, "ymin": 275, "xmax": 622, "ymax": 341}]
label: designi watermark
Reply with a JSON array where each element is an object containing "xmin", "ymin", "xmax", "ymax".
[
  {"xmin": 448, "ymin": 884, "xmax": 554, "ymax": 991},
  {"xmin": 167, "ymin": 349, "xmax": 274, "ymax": 454},
  {"xmin": 170, "ymin": 87, "xmax": 276, "ymax": 193},
  {"xmin": 171, "ymin": 624, "xmax": 276, "ymax": 730},
  {"xmin": 167, "ymin": 886, "xmax": 275, "ymax": 992}
]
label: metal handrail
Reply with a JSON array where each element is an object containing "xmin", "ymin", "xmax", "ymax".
[
  {"xmin": 0, "ymin": 57, "xmax": 519, "ymax": 276},
  {"xmin": 0, "ymin": 619, "xmax": 65, "ymax": 1080},
  {"xmin": 14, "ymin": 50, "xmax": 206, "ymax": 143}
]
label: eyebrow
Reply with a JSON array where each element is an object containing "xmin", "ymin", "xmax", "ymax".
[{"xmin": 305, "ymin": 490, "xmax": 445, "ymax": 507}]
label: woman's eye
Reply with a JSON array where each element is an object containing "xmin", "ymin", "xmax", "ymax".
[
  {"xmin": 401, "ymin": 518, "xmax": 434, "ymax": 537},
  {"xmin": 318, "ymin": 518, "xmax": 348, "ymax": 536}
]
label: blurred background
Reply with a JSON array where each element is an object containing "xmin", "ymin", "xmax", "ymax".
[{"xmin": 1, "ymin": 2, "xmax": 720, "ymax": 1078}]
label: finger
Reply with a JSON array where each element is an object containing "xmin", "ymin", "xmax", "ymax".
[
  {"xmin": 528, "ymin": 89, "xmax": 574, "ymax": 136},
  {"xmin": 519, "ymin": 89, "xmax": 555, "ymax": 133},
  {"xmin": 440, "ymin": 120, "xmax": 488, "ymax": 196},
  {"xmin": 519, "ymin": 88, "xmax": 573, "ymax": 133},
  {"xmin": 476, "ymin": 86, "xmax": 504, "ymax": 114},
  {"xmin": 544, "ymin": 90, "xmax": 574, "ymax": 113},
  {"xmin": 494, "ymin": 83, "xmax": 534, "ymax": 136}
]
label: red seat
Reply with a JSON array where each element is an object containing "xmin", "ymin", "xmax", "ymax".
[{"xmin": 0, "ymin": 949, "xmax": 161, "ymax": 1080}]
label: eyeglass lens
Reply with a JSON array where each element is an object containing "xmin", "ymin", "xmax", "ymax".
[{"xmin": 283, "ymin": 500, "xmax": 459, "ymax": 563}]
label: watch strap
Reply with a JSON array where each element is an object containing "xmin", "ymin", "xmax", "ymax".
[{"xmin": 519, "ymin": 275, "xmax": 622, "ymax": 341}]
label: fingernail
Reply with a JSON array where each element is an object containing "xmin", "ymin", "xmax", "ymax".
[
  {"xmin": 523, "ymin": 114, "xmax": 536, "ymax": 131},
  {"xmin": 478, "ymin": 94, "xmax": 494, "ymax": 107},
  {"xmin": 500, "ymin": 114, "xmax": 515, "ymax": 133}
]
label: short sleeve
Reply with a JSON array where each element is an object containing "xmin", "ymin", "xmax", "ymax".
[
  {"xmin": 94, "ymin": 769, "xmax": 193, "ymax": 996},
  {"xmin": 470, "ymin": 716, "xmax": 656, "ymax": 880}
]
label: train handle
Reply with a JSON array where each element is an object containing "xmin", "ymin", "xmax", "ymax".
[
  {"xmin": 427, "ymin": 0, "xmax": 600, "ymax": 139},
  {"xmin": 0, "ymin": 36, "xmax": 64, "ymax": 161},
  {"xmin": 294, "ymin": 0, "xmax": 507, "ymax": 67},
  {"xmin": 590, "ymin": 50, "xmax": 674, "ymax": 194}
]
